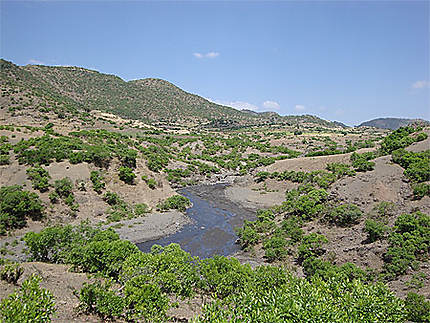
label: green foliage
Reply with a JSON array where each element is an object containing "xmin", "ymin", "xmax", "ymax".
[
  {"xmin": 134, "ymin": 203, "xmax": 149, "ymax": 216},
  {"xmin": 0, "ymin": 274, "xmax": 56, "ymax": 323},
  {"xmin": 141, "ymin": 174, "xmax": 157, "ymax": 189},
  {"xmin": 24, "ymin": 223, "xmax": 138, "ymax": 278},
  {"xmin": 121, "ymin": 243, "xmax": 200, "ymax": 298},
  {"xmin": 118, "ymin": 166, "xmax": 136, "ymax": 184},
  {"xmin": 412, "ymin": 183, "xmax": 430, "ymax": 199},
  {"xmin": 263, "ymin": 231, "xmax": 288, "ymax": 262},
  {"xmin": 384, "ymin": 212, "xmax": 430, "ymax": 278},
  {"xmin": 0, "ymin": 261, "xmax": 23, "ymax": 284},
  {"xmin": 350, "ymin": 152, "xmax": 375, "ymax": 172},
  {"xmin": 364, "ymin": 219, "xmax": 388, "ymax": 242},
  {"xmin": 79, "ymin": 280, "xmax": 125, "ymax": 319},
  {"xmin": 236, "ymin": 221, "xmax": 259, "ymax": 251},
  {"xmin": 90, "ymin": 170, "xmax": 105, "ymax": 194},
  {"xmin": 283, "ymin": 185, "xmax": 328, "ymax": 220},
  {"xmin": 326, "ymin": 162, "xmax": 356, "ymax": 178},
  {"xmin": 196, "ymin": 275, "xmax": 406, "ymax": 322},
  {"xmin": 380, "ymin": 126, "xmax": 423, "ymax": 154},
  {"xmin": 392, "ymin": 149, "xmax": 430, "ymax": 183},
  {"xmin": 53, "ymin": 177, "xmax": 73, "ymax": 197},
  {"xmin": 0, "ymin": 185, "xmax": 44, "ymax": 235},
  {"xmin": 157, "ymin": 195, "xmax": 191, "ymax": 212},
  {"xmin": 404, "ymin": 292, "xmax": 430, "ymax": 322},
  {"xmin": 298, "ymin": 233, "xmax": 328, "ymax": 261},
  {"xmin": 326, "ymin": 204, "xmax": 364, "ymax": 227},
  {"xmin": 199, "ymin": 255, "xmax": 253, "ymax": 298}
]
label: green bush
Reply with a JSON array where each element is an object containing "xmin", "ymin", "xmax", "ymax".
[
  {"xmin": 236, "ymin": 221, "xmax": 259, "ymax": 251},
  {"xmin": 413, "ymin": 183, "xmax": 430, "ymax": 199},
  {"xmin": 157, "ymin": 195, "xmax": 191, "ymax": 212},
  {"xmin": 53, "ymin": 177, "xmax": 73, "ymax": 197},
  {"xmin": 380, "ymin": 126, "xmax": 419, "ymax": 154},
  {"xmin": 118, "ymin": 166, "xmax": 136, "ymax": 184},
  {"xmin": 0, "ymin": 185, "xmax": 44, "ymax": 235},
  {"xmin": 263, "ymin": 231, "xmax": 288, "ymax": 262},
  {"xmin": 0, "ymin": 274, "xmax": 56, "ymax": 322},
  {"xmin": 196, "ymin": 275, "xmax": 406, "ymax": 322},
  {"xmin": 283, "ymin": 185, "xmax": 328, "ymax": 220},
  {"xmin": 134, "ymin": 203, "xmax": 149, "ymax": 216},
  {"xmin": 298, "ymin": 233, "xmax": 328, "ymax": 261},
  {"xmin": 404, "ymin": 292, "xmax": 430, "ymax": 322},
  {"xmin": 327, "ymin": 204, "xmax": 363, "ymax": 227},
  {"xmin": 350, "ymin": 152, "xmax": 375, "ymax": 172},
  {"xmin": 90, "ymin": 170, "xmax": 105, "ymax": 194},
  {"xmin": 384, "ymin": 212, "xmax": 430, "ymax": 277},
  {"xmin": 199, "ymin": 255, "xmax": 253, "ymax": 298},
  {"xmin": 79, "ymin": 280, "xmax": 125, "ymax": 319},
  {"xmin": 0, "ymin": 261, "xmax": 23, "ymax": 285},
  {"xmin": 364, "ymin": 219, "xmax": 388, "ymax": 242},
  {"xmin": 26, "ymin": 166, "xmax": 51, "ymax": 192},
  {"xmin": 120, "ymin": 243, "xmax": 200, "ymax": 298},
  {"xmin": 24, "ymin": 223, "xmax": 138, "ymax": 278}
]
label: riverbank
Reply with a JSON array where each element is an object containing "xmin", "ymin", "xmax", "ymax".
[{"xmin": 104, "ymin": 210, "xmax": 191, "ymax": 244}]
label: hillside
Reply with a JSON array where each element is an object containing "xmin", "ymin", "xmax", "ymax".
[
  {"xmin": 0, "ymin": 59, "xmax": 337, "ymax": 129},
  {"xmin": 359, "ymin": 117, "xmax": 430, "ymax": 130}
]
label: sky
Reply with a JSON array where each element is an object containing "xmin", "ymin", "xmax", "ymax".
[{"xmin": 1, "ymin": 1, "xmax": 429, "ymax": 125}]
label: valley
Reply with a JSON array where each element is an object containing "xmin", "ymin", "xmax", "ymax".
[{"xmin": 0, "ymin": 60, "xmax": 429, "ymax": 322}]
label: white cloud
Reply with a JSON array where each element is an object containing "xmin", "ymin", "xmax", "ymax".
[
  {"xmin": 193, "ymin": 52, "xmax": 220, "ymax": 59},
  {"xmin": 207, "ymin": 98, "xmax": 259, "ymax": 111},
  {"xmin": 294, "ymin": 104, "xmax": 306, "ymax": 111},
  {"xmin": 206, "ymin": 52, "xmax": 219, "ymax": 58},
  {"xmin": 412, "ymin": 80, "xmax": 430, "ymax": 89},
  {"xmin": 262, "ymin": 100, "xmax": 281, "ymax": 111},
  {"xmin": 27, "ymin": 59, "xmax": 45, "ymax": 65}
]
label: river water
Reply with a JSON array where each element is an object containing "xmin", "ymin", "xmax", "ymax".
[{"xmin": 137, "ymin": 184, "xmax": 256, "ymax": 258}]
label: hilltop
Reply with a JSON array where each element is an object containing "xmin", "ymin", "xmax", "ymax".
[
  {"xmin": 0, "ymin": 59, "xmax": 337, "ymax": 129},
  {"xmin": 359, "ymin": 117, "xmax": 430, "ymax": 130}
]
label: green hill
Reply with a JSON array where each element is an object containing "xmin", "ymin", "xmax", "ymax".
[
  {"xmin": 359, "ymin": 117, "xmax": 430, "ymax": 130},
  {"xmin": 1, "ymin": 59, "xmax": 337, "ymax": 128}
]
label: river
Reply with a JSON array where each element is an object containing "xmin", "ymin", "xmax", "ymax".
[{"xmin": 137, "ymin": 184, "xmax": 256, "ymax": 258}]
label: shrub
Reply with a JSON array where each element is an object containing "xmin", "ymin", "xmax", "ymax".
[
  {"xmin": 90, "ymin": 170, "xmax": 105, "ymax": 194},
  {"xmin": 364, "ymin": 219, "xmax": 388, "ymax": 242},
  {"xmin": 236, "ymin": 221, "xmax": 259, "ymax": 251},
  {"xmin": 283, "ymin": 186, "xmax": 328, "ymax": 220},
  {"xmin": 157, "ymin": 195, "xmax": 191, "ymax": 212},
  {"xmin": 196, "ymin": 275, "xmax": 406, "ymax": 322},
  {"xmin": 123, "ymin": 278, "xmax": 169, "ymax": 322},
  {"xmin": 263, "ymin": 232, "xmax": 288, "ymax": 262},
  {"xmin": 327, "ymin": 204, "xmax": 363, "ymax": 227},
  {"xmin": 0, "ymin": 275, "xmax": 56, "ymax": 322},
  {"xmin": 0, "ymin": 261, "xmax": 23, "ymax": 285},
  {"xmin": 134, "ymin": 203, "xmax": 149, "ymax": 216},
  {"xmin": 53, "ymin": 177, "xmax": 73, "ymax": 197},
  {"xmin": 26, "ymin": 166, "xmax": 51, "ymax": 192},
  {"xmin": 404, "ymin": 292, "xmax": 430, "ymax": 322},
  {"xmin": 199, "ymin": 255, "xmax": 253, "ymax": 298},
  {"xmin": 298, "ymin": 233, "xmax": 328, "ymax": 261},
  {"xmin": 79, "ymin": 281, "xmax": 125, "ymax": 319},
  {"xmin": 413, "ymin": 183, "xmax": 430, "ymax": 199},
  {"xmin": 350, "ymin": 152, "xmax": 375, "ymax": 172},
  {"xmin": 0, "ymin": 185, "xmax": 44, "ymax": 235},
  {"xmin": 118, "ymin": 166, "xmax": 136, "ymax": 184},
  {"xmin": 384, "ymin": 212, "xmax": 430, "ymax": 277},
  {"xmin": 103, "ymin": 192, "xmax": 122, "ymax": 206}
]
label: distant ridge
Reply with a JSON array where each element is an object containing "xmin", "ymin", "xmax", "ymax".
[
  {"xmin": 1, "ymin": 59, "xmax": 338, "ymax": 128},
  {"xmin": 358, "ymin": 117, "xmax": 430, "ymax": 130}
]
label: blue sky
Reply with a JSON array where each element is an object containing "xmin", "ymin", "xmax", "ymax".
[{"xmin": 1, "ymin": 1, "xmax": 429, "ymax": 125}]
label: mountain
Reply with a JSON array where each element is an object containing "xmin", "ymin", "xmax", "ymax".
[
  {"xmin": 0, "ymin": 59, "xmax": 338, "ymax": 128},
  {"xmin": 358, "ymin": 117, "xmax": 430, "ymax": 130}
]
